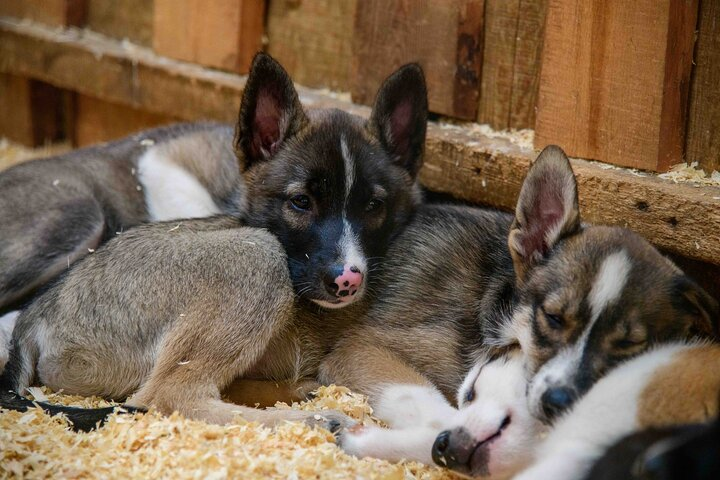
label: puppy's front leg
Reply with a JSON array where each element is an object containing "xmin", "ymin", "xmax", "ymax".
[
  {"xmin": 342, "ymin": 425, "xmax": 444, "ymax": 465},
  {"xmin": 320, "ymin": 342, "xmax": 456, "ymax": 429}
]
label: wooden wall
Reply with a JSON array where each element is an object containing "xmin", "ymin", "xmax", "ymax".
[{"xmin": 1, "ymin": 0, "xmax": 717, "ymax": 175}]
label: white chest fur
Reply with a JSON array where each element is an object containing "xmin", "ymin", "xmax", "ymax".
[{"xmin": 137, "ymin": 148, "xmax": 222, "ymax": 222}]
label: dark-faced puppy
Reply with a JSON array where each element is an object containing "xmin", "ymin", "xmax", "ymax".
[
  {"xmin": 0, "ymin": 53, "xmax": 426, "ymax": 318},
  {"xmin": 0, "ymin": 54, "xmax": 429, "ymax": 430},
  {"xmin": 236, "ymin": 59, "xmax": 426, "ymax": 307}
]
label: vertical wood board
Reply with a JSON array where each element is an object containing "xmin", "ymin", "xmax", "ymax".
[
  {"xmin": 153, "ymin": 0, "xmax": 265, "ymax": 73},
  {"xmin": 534, "ymin": 0, "xmax": 698, "ymax": 172},
  {"xmin": 351, "ymin": 0, "xmax": 484, "ymax": 119}
]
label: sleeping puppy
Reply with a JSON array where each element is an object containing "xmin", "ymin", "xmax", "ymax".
[
  {"xmin": 346, "ymin": 342, "xmax": 720, "ymax": 480},
  {"xmin": 342, "ymin": 349, "xmax": 544, "ymax": 479}
]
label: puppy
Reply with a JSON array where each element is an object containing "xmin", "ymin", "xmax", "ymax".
[
  {"xmin": 345, "ymin": 343, "xmax": 720, "ymax": 480},
  {"xmin": 0, "ymin": 51, "xmax": 426, "ymax": 322},
  {"xmin": 342, "ymin": 349, "xmax": 543, "ymax": 479},
  {"xmin": 0, "ymin": 53, "xmax": 428, "ymax": 430}
]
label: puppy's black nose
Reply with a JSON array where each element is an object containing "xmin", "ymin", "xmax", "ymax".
[
  {"xmin": 432, "ymin": 430, "xmax": 451, "ymax": 465},
  {"xmin": 432, "ymin": 428, "xmax": 475, "ymax": 471},
  {"xmin": 541, "ymin": 387, "xmax": 575, "ymax": 421}
]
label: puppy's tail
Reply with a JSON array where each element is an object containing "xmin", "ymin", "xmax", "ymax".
[{"xmin": 0, "ymin": 337, "xmax": 144, "ymax": 432}]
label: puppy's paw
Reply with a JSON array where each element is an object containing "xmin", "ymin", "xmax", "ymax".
[
  {"xmin": 292, "ymin": 378, "xmax": 322, "ymax": 401},
  {"xmin": 303, "ymin": 410, "xmax": 357, "ymax": 435},
  {"xmin": 374, "ymin": 384, "xmax": 456, "ymax": 429},
  {"xmin": 337, "ymin": 425, "xmax": 384, "ymax": 458},
  {"xmin": 0, "ymin": 311, "xmax": 18, "ymax": 371},
  {"xmin": 338, "ymin": 425, "xmax": 436, "ymax": 464}
]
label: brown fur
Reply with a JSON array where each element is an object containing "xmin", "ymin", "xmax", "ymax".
[{"xmin": 637, "ymin": 345, "xmax": 720, "ymax": 428}]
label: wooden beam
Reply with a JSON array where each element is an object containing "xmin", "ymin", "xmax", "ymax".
[
  {"xmin": 351, "ymin": 0, "xmax": 484, "ymax": 120},
  {"xmin": 686, "ymin": 0, "xmax": 720, "ymax": 174},
  {"xmin": 534, "ymin": 0, "xmax": 698, "ymax": 172},
  {"xmin": 0, "ymin": 18, "xmax": 718, "ymax": 266},
  {"xmin": 86, "ymin": 0, "xmax": 154, "ymax": 46},
  {"xmin": 0, "ymin": 0, "xmax": 86, "ymax": 26},
  {"xmin": 477, "ymin": 0, "xmax": 547, "ymax": 130},
  {"xmin": 74, "ymin": 94, "xmax": 178, "ymax": 146},
  {"xmin": 267, "ymin": 0, "xmax": 357, "ymax": 91},
  {"xmin": 153, "ymin": 0, "xmax": 265, "ymax": 74}
]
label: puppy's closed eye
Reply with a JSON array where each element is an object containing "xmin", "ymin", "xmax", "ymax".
[{"xmin": 464, "ymin": 387, "xmax": 475, "ymax": 404}]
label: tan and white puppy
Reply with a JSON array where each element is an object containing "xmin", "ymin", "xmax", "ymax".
[{"xmin": 515, "ymin": 341, "xmax": 720, "ymax": 480}]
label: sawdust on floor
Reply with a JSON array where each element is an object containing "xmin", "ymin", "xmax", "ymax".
[{"xmin": 1, "ymin": 386, "xmax": 456, "ymax": 479}]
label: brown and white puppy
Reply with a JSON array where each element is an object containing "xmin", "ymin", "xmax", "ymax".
[
  {"xmin": 515, "ymin": 341, "xmax": 720, "ymax": 480},
  {"xmin": 0, "ymin": 54, "xmax": 428, "ymax": 430}
]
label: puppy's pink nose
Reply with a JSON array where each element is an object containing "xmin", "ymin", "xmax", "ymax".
[{"xmin": 333, "ymin": 265, "xmax": 363, "ymax": 301}]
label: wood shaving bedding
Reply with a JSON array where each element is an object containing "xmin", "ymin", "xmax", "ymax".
[{"xmin": 1, "ymin": 386, "xmax": 455, "ymax": 479}]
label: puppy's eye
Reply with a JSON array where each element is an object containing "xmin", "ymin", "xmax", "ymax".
[
  {"xmin": 289, "ymin": 195, "xmax": 311, "ymax": 212},
  {"xmin": 542, "ymin": 308, "xmax": 565, "ymax": 330},
  {"xmin": 465, "ymin": 388, "xmax": 475, "ymax": 404},
  {"xmin": 365, "ymin": 198, "xmax": 384, "ymax": 212},
  {"xmin": 615, "ymin": 338, "xmax": 646, "ymax": 350}
]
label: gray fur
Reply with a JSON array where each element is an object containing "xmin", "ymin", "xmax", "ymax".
[{"xmin": 0, "ymin": 122, "xmax": 239, "ymax": 312}]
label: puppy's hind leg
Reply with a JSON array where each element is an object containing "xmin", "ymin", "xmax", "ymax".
[
  {"xmin": 0, "ymin": 197, "xmax": 105, "ymax": 311},
  {"xmin": 128, "ymin": 252, "xmax": 353, "ymax": 431}
]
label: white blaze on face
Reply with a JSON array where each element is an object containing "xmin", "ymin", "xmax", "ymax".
[
  {"xmin": 455, "ymin": 352, "xmax": 542, "ymax": 477},
  {"xmin": 527, "ymin": 250, "xmax": 632, "ymax": 415},
  {"xmin": 339, "ymin": 135, "xmax": 367, "ymax": 276}
]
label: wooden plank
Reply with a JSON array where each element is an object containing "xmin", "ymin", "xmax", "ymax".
[
  {"xmin": 1, "ymin": 18, "xmax": 718, "ymax": 266},
  {"xmin": 686, "ymin": 0, "xmax": 720, "ymax": 173},
  {"xmin": 534, "ymin": 0, "xmax": 698, "ymax": 172},
  {"xmin": 86, "ymin": 0, "xmax": 153, "ymax": 46},
  {"xmin": 351, "ymin": 0, "xmax": 484, "ymax": 120},
  {"xmin": 0, "ymin": 73, "xmax": 68, "ymax": 146},
  {"xmin": 153, "ymin": 0, "xmax": 264, "ymax": 74},
  {"xmin": 477, "ymin": 0, "xmax": 547, "ymax": 130},
  {"xmin": 0, "ymin": 0, "xmax": 86, "ymax": 26},
  {"xmin": 267, "ymin": 0, "xmax": 357, "ymax": 91},
  {"xmin": 74, "ymin": 94, "xmax": 177, "ymax": 146}
]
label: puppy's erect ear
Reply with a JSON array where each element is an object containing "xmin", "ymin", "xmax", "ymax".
[
  {"xmin": 234, "ymin": 53, "xmax": 308, "ymax": 169},
  {"xmin": 509, "ymin": 145, "xmax": 581, "ymax": 282},
  {"xmin": 672, "ymin": 276, "xmax": 719, "ymax": 340},
  {"xmin": 367, "ymin": 63, "xmax": 428, "ymax": 178}
]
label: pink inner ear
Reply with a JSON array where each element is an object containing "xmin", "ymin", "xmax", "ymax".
[
  {"xmin": 522, "ymin": 186, "xmax": 564, "ymax": 258},
  {"xmin": 252, "ymin": 91, "xmax": 282, "ymax": 157},
  {"xmin": 389, "ymin": 99, "xmax": 412, "ymax": 156}
]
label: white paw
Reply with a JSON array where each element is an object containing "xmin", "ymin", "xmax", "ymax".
[
  {"xmin": 0, "ymin": 311, "xmax": 18, "ymax": 371},
  {"xmin": 339, "ymin": 425, "xmax": 437, "ymax": 465},
  {"xmin": 374, "ymin": 384, "xmax": 456, "ymax": 429}
]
